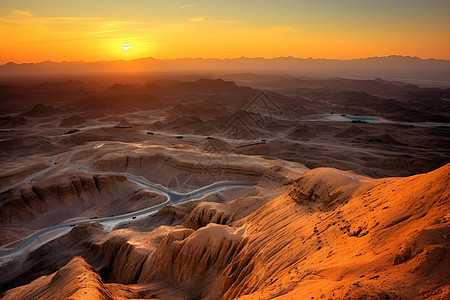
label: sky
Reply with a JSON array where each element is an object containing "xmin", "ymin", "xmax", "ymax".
[{"xmin": 0, "ymin": 0, "xmax": 449, "ymax": 64}]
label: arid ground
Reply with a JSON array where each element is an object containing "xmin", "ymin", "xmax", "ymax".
[{"xmin": 0, "ymin": 74, "xmax": 449, "ymax": 299}]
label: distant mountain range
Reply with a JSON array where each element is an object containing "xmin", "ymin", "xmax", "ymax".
[{"xmin": 1, "ymin": 56, "xmax": 450, "ymax": 85}]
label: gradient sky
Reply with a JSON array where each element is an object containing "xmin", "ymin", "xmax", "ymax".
[{"xmin": 1, "ymin": 0, "xmax": 449, "ymax": 64}]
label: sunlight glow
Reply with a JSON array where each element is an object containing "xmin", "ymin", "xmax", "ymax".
[
  {"xmin": 0, "ymin": 1, "xmax": 449, "ymax": 63},
  {"xmin": 121, "ymin": 44, "xmax": 132, "ymax": 51}
]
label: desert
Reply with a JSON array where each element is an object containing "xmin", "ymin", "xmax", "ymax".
[
  {"xmin": 0, "ymin": 70, "xmax": 449, "ymax": 299},
  {"xmin": 1, "ymin": 1, "xmax": 450, "ymax": 299}
]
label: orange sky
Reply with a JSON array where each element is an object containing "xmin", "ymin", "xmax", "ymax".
[{"xmin": 1, "ymin": 1, "xmax": 450, "ymax": 64}]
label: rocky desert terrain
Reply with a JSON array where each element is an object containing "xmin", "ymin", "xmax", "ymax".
[{"xmin": 0, "ymin": 74, "xmax": 449, "ymax": 299}]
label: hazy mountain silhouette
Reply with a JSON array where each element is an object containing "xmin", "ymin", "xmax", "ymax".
[{"xmin": 1, "ymin": 56, "xmax": 449, "ymax": 85}]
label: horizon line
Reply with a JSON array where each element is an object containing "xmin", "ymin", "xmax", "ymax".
[{"xmin": 2, "ymin": 54, "xmax": 449, "ymax": 66}]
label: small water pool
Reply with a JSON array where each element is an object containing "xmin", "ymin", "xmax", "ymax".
[{"xmin": 344, "ymin": 115, "xmax": 381, "ymax": 121}]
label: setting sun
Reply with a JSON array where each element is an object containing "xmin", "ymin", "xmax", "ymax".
[
  {"xmin": 0, "ymin": 1, "xmax": 449, "ymax": 64},
  {"xmin": 121, "ymin": 44, "xmax": 132, "ymax": 51}
]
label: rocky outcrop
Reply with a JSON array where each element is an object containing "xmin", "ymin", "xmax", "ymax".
[
  {"xmin": 83, "ymin": 227, "xmax": 194, "ymax": 286},
  {"xmin": 83, "ymin": 220, "xmax": 245, "ymax": 292},
  {"xmin": 92, "ymin": 152, "xmax": 266, "ymax": 182},
  {"xmin": 84, "ymin": 235, "xmax": 149, "ymax": 284},
  {"xmin": 115, "ymin": 204, "xmax": 193, "ymax": 231},
  {"xmin": 183, "ymin": 202, "xmax": 232, "ymax": 230},
  {"xmin": 219, "ymin": 164, "xmax": 450, "ymax": 299},
  {"xmin": 139, "ymin": 224, "xmax": 245, "ymax": 283},
  {"xmin": 288, "ymin": 167, "xmax": 368, "ymax": 210},
  {"xmin": 0, "ymin": 173, "xmax": 129, "ymax": 225},
  {"xmin": 221, "ymin": 239, "xmax": 257, "ymax": 299},
  {"xmin": 1, "ymin": 256, "xmax": 114, "ymax": 300},
  {"xmin": 157, "ymin": 205, "xmax": 191, "ymax": 219},
  {"xmin": 0, "ymin": 223, "xmax": 104, "ymax": 291},
  {"xmin": 88, "ymin": 145, "xmax": 308, "ymax": 189},
  {"xmin": 2, "ymin": 164, "xmax": 448, "ymax": 299}
]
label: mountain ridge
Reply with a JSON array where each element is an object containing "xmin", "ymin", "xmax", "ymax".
[
  {"xmin": 2, "ymin": 55, "xmax": 450, "ymax": 66},
  {"xmin": 1, "ymin": 56, "xmax": 450, "ymax": 84}
]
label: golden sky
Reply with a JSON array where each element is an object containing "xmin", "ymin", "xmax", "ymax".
[{"xmin": 1, "ymin": 0, "xmax": 449, "ymax": 64}]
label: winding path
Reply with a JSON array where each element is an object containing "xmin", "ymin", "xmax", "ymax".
[
  {"xmin": 0, "ymin": 156, "xmax": 58, "ymax": 194},
  {"xmin": 0, "ymin": 147, "xmax": 253, "ymax": 259}
]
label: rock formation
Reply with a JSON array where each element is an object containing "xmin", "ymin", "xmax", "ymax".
[{"xmin": 1, "ymin": 256, "xmax": 114, "ymax": 300}]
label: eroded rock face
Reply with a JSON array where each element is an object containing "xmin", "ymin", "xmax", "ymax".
[
  {"xmin": 92, "ymin": 153, "xmax": 266, "ymax": 186},
  {"xmin": 84, "ymin": 223, "xmax": 246, "ymax": 293},
  {"xmin": 3, "ymin": 164, "xmax": 448, "ymax": 300},
  {"xmin": 288, "ymin": 167, "xmax": 368, "ymax": 209},
  {"xmin": 221, "ymin": 237, "xmax": 257, "ymax": 299},
  {"xmin": 1, "ymin": 256, "xmax": 114, "ymax": 300},
  {"xmin": 182, "ymin": 202, "xmax": 232, "ymax": 230},
  {"xmin": 0, "ymin": 173, "xmax": 128, "ymax": 225},
  {"xmin": 0, "ymin": 223, "xmax": 104, "ymax": 292},
  {"xmin": 139, "ymin": 224, "xmax": 245, "ymax": 283},
  {"xmin": 219, "ymin": 164, "xmax": 450, "ymax": 299},
  {"xmin": 87, "ymin": 145, "xmax": 307, "ymax": 190},
  {"xmin": 84, "ymin": 235, "xmax": 149, "ymax": 284}
]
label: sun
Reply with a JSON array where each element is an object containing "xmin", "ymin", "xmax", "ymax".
[{"xmin": 121, "ymin": 44, "xmax": 132, "ymax": 51}]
